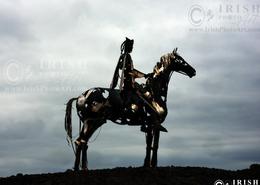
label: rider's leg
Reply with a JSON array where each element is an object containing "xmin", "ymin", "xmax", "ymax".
[{"xmin": 120, "ymin": 90, "xmax": 132, "ymax": 124}]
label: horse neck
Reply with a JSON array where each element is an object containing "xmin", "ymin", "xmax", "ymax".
[{"xmin": 151, "ymin": 68, "xmax": 173, "ymax": 103}]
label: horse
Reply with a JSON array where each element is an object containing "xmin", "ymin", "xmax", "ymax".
[{"xmin": 65, "ymin": 48, "xmax": 196, "ymax": 171}]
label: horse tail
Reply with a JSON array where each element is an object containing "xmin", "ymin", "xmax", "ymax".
[{"xmin": 65, "ymin": 97, "xmax": 78, "ymax": 145}]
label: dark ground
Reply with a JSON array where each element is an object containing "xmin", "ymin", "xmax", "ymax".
[{"xmin": 1, "ymin": 164, "xmax": 260, "ymax": 185}]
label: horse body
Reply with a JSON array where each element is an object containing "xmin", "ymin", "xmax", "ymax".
[{"xmin": 65, "ymin": 49, "xmax": 196, "ymax": 171}]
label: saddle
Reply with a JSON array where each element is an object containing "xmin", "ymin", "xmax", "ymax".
[
  {"xmin": 107, "ymin": 83, "xmax": 161, "ymax": 126},
  {"xmin": 107, "ymin": 88, "xmax": 145, "ymax": 125}
]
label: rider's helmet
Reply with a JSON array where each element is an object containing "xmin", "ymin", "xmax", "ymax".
[{"xmin": 121, "ymin": 37, "xmax": 134, "ymax": 54}]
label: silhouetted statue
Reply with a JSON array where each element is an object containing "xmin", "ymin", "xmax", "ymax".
[{"xmin": 65, "ymin": 38, "xmax": 196, "ymax": 171}]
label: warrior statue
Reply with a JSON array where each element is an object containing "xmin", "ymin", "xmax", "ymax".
[{"xmin": 65, "ymin": 38, "xmax": 196, "ymax": 171}]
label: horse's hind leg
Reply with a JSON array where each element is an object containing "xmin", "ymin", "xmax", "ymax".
[
  {"xmin": 79, "ymin": 121, "xmax": 88, "ymax": 171},
  {"xmin": 80, "ymin": 120, "xmax": 105, "ymax": 171},
  {"xmin": 74, "ymin": 120, "xmax": 87, "ymax": 171},
  {"xmin": 74, "ymin": 141, "xmax": 82, "ymax": 171},
  {"xmin": 73, "ymin": 138, "xmax": 88, "ymax": 171},
  {"xmin": 81, "ymin": 141, "xmax": 88, "ymax": 171},
  {"xmin": 144, "ymin": 126, "xmax": 153, "ymax": 167}
]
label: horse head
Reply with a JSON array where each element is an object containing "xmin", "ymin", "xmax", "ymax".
[
  {"xmin": 170, "ymin": 48, "xmax": 196, "ymax": 78},
  {"xmin": 151, "ymin": 48, "xmax": 196, "ymax": 80}
]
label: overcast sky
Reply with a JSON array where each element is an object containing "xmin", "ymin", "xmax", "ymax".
[{"xmin": 0, "ymin": 0, "xmax": 260, "ymax": 177}]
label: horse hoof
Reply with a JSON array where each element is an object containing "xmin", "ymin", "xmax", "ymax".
[
  {"xmin": 143, "ymin": 161, "xmax": 151, "ymax": 168},
  {"xmin": 81, "ymin": 168, "xmax": 88, "ymax": 174}
]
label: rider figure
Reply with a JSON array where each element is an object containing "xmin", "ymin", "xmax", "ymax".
[
  {"xmin": 110, "ymin": 37, "xmax": 147, "ymax": 123},
  {"xmin": 110, "ymin": 37, "xmax": 167, "ymax": 132},
  {"xmin": 110, "ymin": 37, "xmax": 145, "ymax": 91}
]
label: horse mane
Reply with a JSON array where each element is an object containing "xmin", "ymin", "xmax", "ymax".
[{"xmin": 152, "ymin": 53, "xmax": 173, "ymax": 78}]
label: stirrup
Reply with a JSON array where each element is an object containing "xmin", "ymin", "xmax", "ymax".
[{"xmin": 153, "ymin": 124, "xmax": 168, "ymax": 132}]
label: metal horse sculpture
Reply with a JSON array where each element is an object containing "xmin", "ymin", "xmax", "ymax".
[{"xmin": 65, "ymin": 48, "xmax": 196, "ymax": 171}]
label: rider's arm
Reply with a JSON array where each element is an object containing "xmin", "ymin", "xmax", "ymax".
[
  {"xmin": 123, "ymin": 53, "xmax": 145, "ymax": 78},
  {"xmin": 129, "ymin": 69, "xmax": 145, "ymax": 78}
]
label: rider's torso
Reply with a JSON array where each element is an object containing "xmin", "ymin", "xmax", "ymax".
[{"xmin": 120, "ymin": 53, "xmax": 134, "ymax": 91}]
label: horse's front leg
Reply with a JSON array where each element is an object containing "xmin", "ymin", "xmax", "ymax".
[
  {"xmin": 151, "ymin": 129, "xmax": 160, "ymax": 167},
  {"xmin": 144, "ymin": 126, "xmax": 153, "ymax": 167}
]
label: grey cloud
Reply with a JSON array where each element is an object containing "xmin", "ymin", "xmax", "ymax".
[
  {"xmin": 0, "ymin": 11, "xmax": 31, "ymax": 42},
  {"xmin": 0, "ymin": 0, "xmax": 260, "ymax": 177}
]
